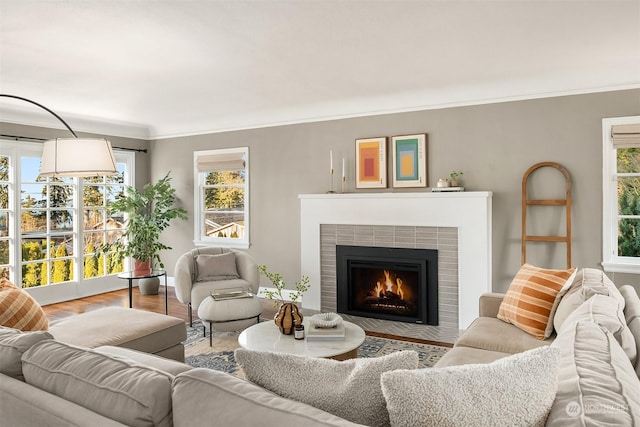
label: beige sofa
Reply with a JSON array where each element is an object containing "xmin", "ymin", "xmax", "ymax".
[{"xmin": 1, "ymin": 268, "xmax": 639, "ymax": 426}]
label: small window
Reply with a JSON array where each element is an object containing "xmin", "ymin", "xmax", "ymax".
[
  {"xmin": 602, "ymin": 116, "xmax": 640, "ymax": 273},
  {"xmin": 194, "ymin": 147, "xmax": 249, "ymax": 248}
]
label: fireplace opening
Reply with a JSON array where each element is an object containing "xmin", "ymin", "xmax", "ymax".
[{"xmin": 336, "ymin": 245, "xmax": 438, "ymax": 325}]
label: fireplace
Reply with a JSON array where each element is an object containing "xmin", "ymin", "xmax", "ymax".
[{"xmin": 336, "ymin": 245, "xmax": 438, "ymax": 325}]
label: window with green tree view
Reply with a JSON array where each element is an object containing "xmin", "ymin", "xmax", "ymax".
[
  {"xmin": 602, "ymin": 118, "xmax": 640, "ymax": 273},
  {"xmin": 194, "ymin": 147, "xmax": 249, "ymax": 248},
  {"xmin": 0, "ymin": 140, "xmax": 133, "ymax": 290}
]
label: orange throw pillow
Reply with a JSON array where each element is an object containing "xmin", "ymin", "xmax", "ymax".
[
  {"xmin": 498, "ymin": 264, "xmax": 576, "ymax": 339},
  {"xmin": 0, "ymin": 278, "xmax": 49, "ymax": 331}
]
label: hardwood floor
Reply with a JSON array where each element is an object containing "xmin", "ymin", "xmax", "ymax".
[
  {"xmin": 42, "ymin": 286, "xmax": 453, "ymax": 347},
  {"xmin": 42, "ymin": 286, "xmax": 277, "ymax": 324}
]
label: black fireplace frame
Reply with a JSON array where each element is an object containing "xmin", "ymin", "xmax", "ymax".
[{"xmin": 336, "ymin": 245, "xmax": 438, "ymax": 325}]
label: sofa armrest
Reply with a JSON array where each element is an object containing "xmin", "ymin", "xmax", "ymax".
[{"xmin": 479, "ymin": 293, "xmax": 505, "ymax": 318}]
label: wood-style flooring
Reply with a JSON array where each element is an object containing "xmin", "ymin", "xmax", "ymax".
[
  {"xmin": 42, "ymin": 286, "xmax": 277, "ymax": 324},
  {"xmin": 42, "ymin": 286, "xmax": 452, "ymax": 347}
]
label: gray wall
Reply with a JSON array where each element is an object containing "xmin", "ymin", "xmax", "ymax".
[{"xmin": 152, "ymin": 89, "xmax": 640, "ymax": 293}]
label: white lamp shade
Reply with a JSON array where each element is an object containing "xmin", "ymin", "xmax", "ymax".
[{"xmin": 40, "ymin": 138, "xmax": 118, "ymax": 177}]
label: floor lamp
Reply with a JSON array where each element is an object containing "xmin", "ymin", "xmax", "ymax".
[{"xmin": 0, "ymin": 94, "xmax": 117, "ymax": 177}]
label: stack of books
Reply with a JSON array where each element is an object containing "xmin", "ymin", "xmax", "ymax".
[
  {"xmin": 306, "ymin": 322, "xmax": 346, "ymax": 341},
  {"xmin": 431, "ymin": 187, "xmax": 464, "ymax": 192}
]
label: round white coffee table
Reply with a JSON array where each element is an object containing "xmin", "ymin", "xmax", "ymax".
[{"xmin": 238, "ymin": 318, "xmax": 366, "ymax": 360}]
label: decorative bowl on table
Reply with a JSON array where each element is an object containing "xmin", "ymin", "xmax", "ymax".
[{"xmin": 309, "ymin": 312, "xmax": 343, "ymax": 328}]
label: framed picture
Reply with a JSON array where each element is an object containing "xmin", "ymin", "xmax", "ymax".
[
  {"xmin": 355, "ymin": 137, "xmax": 387, "ymax": 189},
  {"xmin": 391, "ymin": 133, "xmax": 428, "ymax": 188}
]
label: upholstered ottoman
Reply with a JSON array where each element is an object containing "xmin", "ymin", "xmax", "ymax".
[
  {"xmin": 197, "ymin": 295, "xmax": 261, "ymax": 345},
  {"xmin": 49, "ymin": 307, "xmax": 187, "ymax": 361}
]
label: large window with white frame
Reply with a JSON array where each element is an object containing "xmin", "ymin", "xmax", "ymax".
[
  {"xmin": 194, "ymin": 147, "xmax": 249, "ymax": 248},
  {"xmin": 602, "ymin": 116, "xmax": 640, "ymax": 273},
  {"xmin": 0, "ymin": 139, "xmax": 134, "ymax": 301}
]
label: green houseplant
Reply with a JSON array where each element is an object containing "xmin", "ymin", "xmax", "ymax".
[
  {"xmin": 106, "ymin": 172, "xmax": 188, "ymax": 276},
  {"xmin": 449, "ymin": 170, "xmax": 463, "ymax": 186}
]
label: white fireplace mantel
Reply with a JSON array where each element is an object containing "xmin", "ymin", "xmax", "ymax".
[{"xmin": 299, "ymin": 191, "xmax": 492, "ymax": 330}]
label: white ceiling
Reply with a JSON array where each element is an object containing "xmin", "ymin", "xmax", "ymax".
[{"xmin": 1, "ymin": 0, "xmax": 639, "ymax": 140}]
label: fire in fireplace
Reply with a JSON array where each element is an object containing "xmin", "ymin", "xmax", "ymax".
[{"xmin": 336, "ymin": 245, "xmax": 438, "ymax": 325}]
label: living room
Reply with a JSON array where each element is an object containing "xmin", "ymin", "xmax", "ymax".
[{"xmin": 2, "ymin": 1, "xmax": 640, "ymax": 426}]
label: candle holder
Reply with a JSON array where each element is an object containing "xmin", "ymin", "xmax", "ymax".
[
  {"xmin": 327, "ymin": 169, "xmax": 335, "ymax": 194},
  {"xmin": 341, "ymin": 175, "xmax": 346, "ymax": 193}
]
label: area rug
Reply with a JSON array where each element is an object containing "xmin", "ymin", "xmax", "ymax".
[{"xmin": 184, "ymin": 324, "xmax": 450, "ymax": 379}]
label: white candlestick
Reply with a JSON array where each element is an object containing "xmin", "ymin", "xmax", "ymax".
[
  {"xmin": 330, "ymin": 150, "xmax": 333, "ymax": 171},
  {"xmin": 342, "ymin": 158, "xmax": 345, "ymax": 179}
]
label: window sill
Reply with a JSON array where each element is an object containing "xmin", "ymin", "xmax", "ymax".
[
  {"xmin": 601, "ymin": 261, "xmax": 640, "ymax": 274},
  {"xmin": 193, "ymin": 239, "xmax": 250, "ymax": 250}
]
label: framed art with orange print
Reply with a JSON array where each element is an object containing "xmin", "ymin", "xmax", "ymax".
[
  {"xmin": 391, "ymin": 133, "xmax": 427, "ymax": 188},
  {"xmin": 355, "ymin": 137, "xmax": 387, "ymax": 189}
]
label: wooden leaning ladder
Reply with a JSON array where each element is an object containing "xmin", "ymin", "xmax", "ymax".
[{"xmin": 522, "ymin": 162, "xmax": 572, "ymax": 268}]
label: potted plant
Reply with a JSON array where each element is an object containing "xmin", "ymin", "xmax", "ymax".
[
  {"xmin": 258, "ymin": 264, "xmax": 310, "ymax": 335},
  {"xmin": 105, "ymin": 172, "xmax": 188, "ymax": 291},
  {"xmin": 449, "ymin": 171, "xmax": 463, "ymax": 187}
]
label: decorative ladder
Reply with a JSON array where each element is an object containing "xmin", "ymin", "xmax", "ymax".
[{"xmin": 521, "ymin": 162, "xmax": 572, "ymax": 268}]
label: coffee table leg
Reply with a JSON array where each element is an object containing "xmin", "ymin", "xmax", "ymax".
[
  {"xmin": 128, "ymin": 278, "xmax": 133, "ymax": 308},
  {"xmin": 209, "ymin": 321, "xmax": 213, "ymax": 347}
]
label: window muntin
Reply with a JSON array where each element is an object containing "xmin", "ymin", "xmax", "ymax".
[
  {"xmin": 194, "ymin": 147, "xmax": 249, "ymax": 248},
  {"xmin": 602, "ymin": 116, "xmax": 640, "ymax": 273},
  {"xmin": 0, "ymin": 139, "xmax": 134, "ymax": 289}
]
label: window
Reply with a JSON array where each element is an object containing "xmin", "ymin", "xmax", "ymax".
[
  {"xmin": 602, "ymin": 116, "xmax": 640, "ymax": 273},
  {"xmin": 0, "ymin": 139, "xmax": 133, "ymax": 298},
  {"xmin": 194, "ymin": 147, "xmax": 249, "ymax": 248}
]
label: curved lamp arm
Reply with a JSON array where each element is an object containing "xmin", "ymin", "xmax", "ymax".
[
  {"xmin": 0, "ymin": 94, "xmax": 117, "ymax": 177},
  {"xmin": 1, "ymin": 94, "xmax": 78, "ymax": 137}
]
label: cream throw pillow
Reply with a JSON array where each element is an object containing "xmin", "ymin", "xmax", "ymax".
[
  {"xmin": 498, "ymin": 264, "xmax": 576, "ymax": 339},
  {"xmin": 380, "ymin": 346, "xmax": 560, "ymax": 427},
  {"xmin": 235, "ymin": 348, "xmax": 419, "ymax": 427},
  {"xmin": 194, "ymin": 252, "xmax": 239, "ymax": 282}
]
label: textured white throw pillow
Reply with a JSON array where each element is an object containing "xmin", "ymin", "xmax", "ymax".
[
  {"xmin": 235, "ymin": 348, "xmax": 419, "ymax": 427},
  {"xmin": 380, "ymin": 346, "xmax": 559, "ymax": 427}
]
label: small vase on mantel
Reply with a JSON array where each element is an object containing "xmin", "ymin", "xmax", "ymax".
[{"xmin": 274, "ymin": 302, "xmax": 303, "ymax": 335}]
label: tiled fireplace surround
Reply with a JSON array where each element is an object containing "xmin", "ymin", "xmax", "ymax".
[
  {"xmin": 299, "ymin": 192, "xmax": 493, "ymax": 344},
  {"xmin": 320, "ymin": 224, "xmax": 460, "ymax": 343}
]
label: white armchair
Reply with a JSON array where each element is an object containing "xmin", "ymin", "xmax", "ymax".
[{"xmin": 174, "ymin": 247, "xmax": 260, "ymax": 326}]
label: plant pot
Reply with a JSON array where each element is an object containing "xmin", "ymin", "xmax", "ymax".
[
  {"xmin": 274, "ymin": 302, "xmax": 303, "ymax": 335},
  {"xmin": 139, "ymin": 277, "xmax": 160, "ymax": 295},
  {"xmin": 450, "ymin": 179, "xmax": 458, "ymax": 187},
  {"xmin": 133, "ymin": 259, "xmax": 152, "ymax": 276}
]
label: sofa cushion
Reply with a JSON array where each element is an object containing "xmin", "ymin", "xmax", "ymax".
[
  {"xmin": 554, "ymin": 268, "xmax": 623, "ymax": 333},
  {"xmin": 172, "ymin": 368, "xmax": 365, "ymax": 427},
  {"xmin": 381, "ymin": 346, "xmax": 559, "ymax": 427},
  {"xmin": 235, "ymin": 348, "xmax": 418, "ymax": 427},
  {"xmin": 497, "ymin": 263, "xmax": 576, "ymax": 339},
  {"xmin": 456, "ymin": 317, "xmax": 552, "ymax": 355},
  {"xmin": 548, "ymin": 319, "xmax": 640, "ymax": 425},
  {"xmin": 620, "ymin": 285, "xmax": 640, "ymax": 375},
  {"xmin": 194, "ymin": 252, "xmax": 239, "ymax": 282},
  {"xmin": 0, "ymin": 278, "xmax": 49, "ymax": 331},
  {"xmin": 94, "ymin": 345, "xmax": 192, "ymax": 376},
  {"xmin": 49, "ymin": 306, "xmax": 186, "ymax": 358},
  {"xmin": 0, "ymin": 326, "xmax": 53, "ymax": 380},
  {"xmin": 562, "ymin": 294, "xmax": 637, "ymax": 365},
  {"xmin": 21, "ymin": 340, "xmax": 174, "ymax": 427},
  {"xmin": 434, "ymin": 345, "xmax": 510, "ymax": 368}
]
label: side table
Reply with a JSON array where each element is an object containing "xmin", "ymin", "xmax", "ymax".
[{"xmin": 117, "ymin": 270, "xmax": 168, "ymax": 315}]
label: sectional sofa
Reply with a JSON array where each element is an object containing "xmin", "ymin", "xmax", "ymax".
[{"xmin": 1, "ymin": 267, "xmax": 639, "ymax": 426}]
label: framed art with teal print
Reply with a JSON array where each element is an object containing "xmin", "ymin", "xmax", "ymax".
[{"xmin": 391, "ymin": 134, "xmax": 427, "ymax": 188}]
